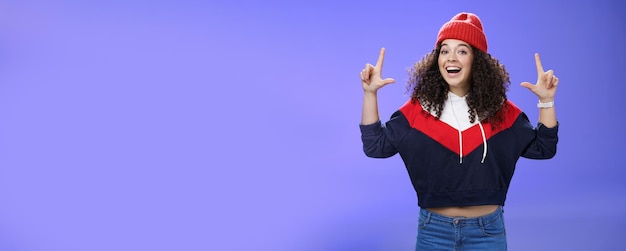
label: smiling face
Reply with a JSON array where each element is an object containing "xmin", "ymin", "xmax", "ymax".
[{"xmin": 438, "ymin": 39, "xmax": 474, "ymax": 96}]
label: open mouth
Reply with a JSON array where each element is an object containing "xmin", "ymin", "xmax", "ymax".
[{"xmin": 446, "ymin": 66, "xmax": 461, "ymax": 73}]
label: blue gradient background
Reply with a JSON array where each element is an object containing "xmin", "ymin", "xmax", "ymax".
[{"xmin": 0, "ymin": 1, "xmax": 624, "ymax": 250}]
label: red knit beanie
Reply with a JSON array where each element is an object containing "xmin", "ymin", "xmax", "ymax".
[{"xmin": 436, "ymin": 12, "xmax": 488, "ymax": 53}]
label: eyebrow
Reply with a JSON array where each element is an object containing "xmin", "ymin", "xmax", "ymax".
[{"xmin": 441, "ymin": 43, "xmax": 471, "ymax": 49}]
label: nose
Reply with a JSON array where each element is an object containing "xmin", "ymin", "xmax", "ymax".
[{"xmin": 447, "ymin": 55, "xmax": 457, "ymax": 62}]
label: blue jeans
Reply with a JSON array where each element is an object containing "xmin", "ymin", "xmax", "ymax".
[{"xmin": 415, "ymin": 206, "xmax": 507, "ymax": 251}]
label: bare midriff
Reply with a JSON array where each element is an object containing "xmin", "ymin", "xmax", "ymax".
[{"xmin": 427, "ymin": 205, "xmax": 499, "ymax": 218}]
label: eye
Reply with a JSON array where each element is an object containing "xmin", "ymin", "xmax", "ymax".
[
  {"xmin": 440, "ymin": 50, "xmax": 448, "ymax": 55},
  {"xmin": 458, "ymin": 50, "xmax": 467, "ymax": 55}
]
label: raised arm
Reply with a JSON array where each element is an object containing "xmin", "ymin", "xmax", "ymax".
[
  {"xmin": 520, "ymin": 53, "xmax": 559, "ymax": 128},
  {"xmin": 360, "ymin": 48, "xmax": 396, "ymax": 125}
]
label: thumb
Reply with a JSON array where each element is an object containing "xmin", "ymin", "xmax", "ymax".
[
  {"xmin": 520, "ymin": 82, "xmax": 534, "ymax": 90},
  {"xmin": 381, "ymin": 78, "xmax": 396, "ymax": 85}
]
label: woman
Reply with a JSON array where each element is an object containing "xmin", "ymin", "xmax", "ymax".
[{"xmin": 359, "ymin": 12, "xmax": 559, "ymax": 250}]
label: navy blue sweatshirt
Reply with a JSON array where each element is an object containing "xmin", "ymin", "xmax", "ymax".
[{"xmin": 360, "ymin": 98, "xmax": 558, "ymax": 208}]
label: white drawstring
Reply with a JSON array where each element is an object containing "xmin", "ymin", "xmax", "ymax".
[
  {"xmin": 477, "ymin": 122, "xmax": 488, "ymax": 163},
  {"xmin": 449, "ymin": 95, "xmax": 463, "ymax": 164}
]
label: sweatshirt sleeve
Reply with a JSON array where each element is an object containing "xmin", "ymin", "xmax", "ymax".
[
  {"xmin": 359, "ymin": 110, "xmax": 408, "ymax": 158},
  {"xmin": 521, "ymin": 121, "xmax": 559, "ymax": 159}
]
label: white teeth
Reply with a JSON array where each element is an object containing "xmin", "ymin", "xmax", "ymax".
[{"xmin": 446, "ymin": 66, "xmax": 461, "ymax": 71}]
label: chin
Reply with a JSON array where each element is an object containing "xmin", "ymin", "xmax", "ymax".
[{"xmin": 445, "ymin": 80, "xmax": 460, "ymax": 87}]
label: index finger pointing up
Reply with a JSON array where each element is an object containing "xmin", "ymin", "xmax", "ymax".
[
  {"xmin": 376, "ymin": 48, "xmax": 386, "ymax": 69},
  {"xmin": 534, "ymin": 53, "xmax": 545, "ymax": 75}
]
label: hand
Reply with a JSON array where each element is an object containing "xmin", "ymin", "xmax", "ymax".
[
  {"xmin": 521, "ymin": 53, "xmax": 559, "ymax": 102},
  {"xmin": 360, "ymin": 48, "xmax": 396, "ymax": 93}
]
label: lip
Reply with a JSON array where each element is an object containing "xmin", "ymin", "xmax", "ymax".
[
  {"xmin": 445, "ymin": 65, "xmax": 461, "ymax": 70},
  {"xmin": 445, "ymin": 72, "xmax": 461, "ymax": 78}
]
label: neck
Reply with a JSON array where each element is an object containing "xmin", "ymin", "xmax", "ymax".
[{"xmin": 449, "ymin": 88, "xmax": 468, "ymax": 97}]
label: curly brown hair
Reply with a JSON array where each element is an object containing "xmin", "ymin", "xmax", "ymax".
[{"xmin": 407, "ymin": 45, "xmax": 511, "ymax": 128}]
